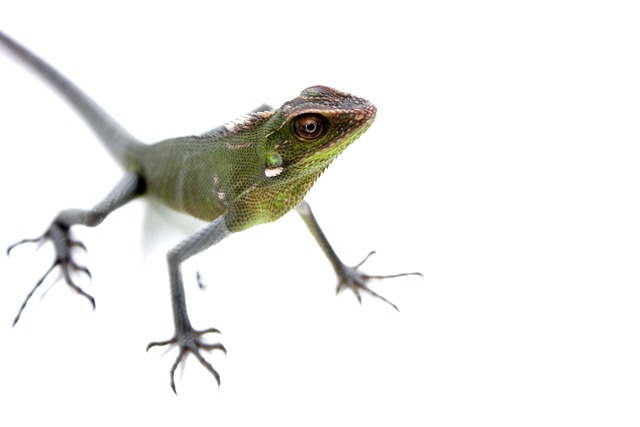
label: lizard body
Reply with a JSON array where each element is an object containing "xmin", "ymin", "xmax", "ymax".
[{"xmin": 1, "ymin": 30, "xmax": 419, "ymax": 393}]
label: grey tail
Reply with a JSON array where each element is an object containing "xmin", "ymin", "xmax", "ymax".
[{"xmin": 0, "ymin": 30, "xmax": 143, "ymax": 166}]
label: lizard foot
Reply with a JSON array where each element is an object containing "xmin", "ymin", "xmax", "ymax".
[
  {"xmin": 147, "ymin": 327, "xmax": 226, "ymax": 394},
  {"xmin": 336, "ymin": 251, "xmax": 422, "ymax": 311},
  {"xmin": 7, "ymin": 222, "xmax": 94, "ymax": 326}
]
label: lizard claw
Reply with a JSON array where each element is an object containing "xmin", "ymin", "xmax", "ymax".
[
  {"xmin": 147, "ymin": 327, "xmax": 226, "ymax": 394},
  {"xmin": 7, "ymin": 236, "xmax": 42, "ymax": 256},
  {"xmin": 8, "ymin": 223, "xmax": 94, "ymax": 326},
  {"xmin": 335, "ymin": 251, "xmax": 422, "ymax": 312}
]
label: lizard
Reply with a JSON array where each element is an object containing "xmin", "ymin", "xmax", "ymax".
[{"xmin": 0, "ymin": 30, "xmax": 420, "ymax": 394}]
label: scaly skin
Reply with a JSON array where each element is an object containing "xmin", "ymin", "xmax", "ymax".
[
  {"xmin": 130, "ymin": 85, "xmax": 377, "ymax": 231},
  {"xmin": 1, "ymin": 30, "xmax": 420, "ymax": 394}
]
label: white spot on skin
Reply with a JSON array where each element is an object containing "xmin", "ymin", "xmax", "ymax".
[
  {"xmin": 212, "ymin": 175, "xmax": 227, "ymax": 204},
  {"xmin": 264, "ymin": 166, "xmax": 284, "ymax": 178}
]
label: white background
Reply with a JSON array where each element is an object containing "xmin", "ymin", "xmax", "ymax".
[{"xmin": 1, "ymin": 1, "xmax": 639, "ymax": 425}]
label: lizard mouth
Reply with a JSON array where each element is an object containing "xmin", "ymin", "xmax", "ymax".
[{"xmin": 322, "ymin": 104, "xmax": 376, "ymax": 150}]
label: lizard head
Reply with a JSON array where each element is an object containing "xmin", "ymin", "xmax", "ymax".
[
  {"xmin": 224, "ymin": 86, "xmax": 376, "ymax": 231},
  {"xmin": 263, "ymin": 85, "xmax": 377, "ymax": 178}
]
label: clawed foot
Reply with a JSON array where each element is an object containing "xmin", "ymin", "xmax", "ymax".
[
  {"xmin": 147, "ymin": 327, "xmax": 226, "ymax": 394},
  {"xmin": 336, "ymin": 251, "xmax": 422, "ymax": 311},
  {"xmin": 7, "ymin": 222, "xmax": 94, "ymax": 326}
]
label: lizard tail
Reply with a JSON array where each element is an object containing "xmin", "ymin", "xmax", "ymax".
[{"xmin": 0, "ymin": 30, "xmax": 143, "ymax": 167}]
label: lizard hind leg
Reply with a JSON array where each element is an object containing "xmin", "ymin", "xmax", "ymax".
[
  {"xmin": 7, "ymin": 222, "xmax": 94, "ymax": 326},
  {"xmin": 7, "ymin": 173, "xmax": 144, "ymax": 326}
]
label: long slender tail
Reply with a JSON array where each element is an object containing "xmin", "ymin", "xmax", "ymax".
[{"xmin": 0, "ymin": 30, "xmax": 143, "ymax": 166}]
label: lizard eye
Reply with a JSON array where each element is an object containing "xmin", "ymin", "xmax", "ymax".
[{"xmin": 293, "ymin": 114, "xmax": 327, "ymax": 141}]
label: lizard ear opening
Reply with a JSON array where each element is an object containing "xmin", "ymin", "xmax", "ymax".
[
  {"xmin": 265, "ymin": 151, "xmax": 282, "ymax": 168},
  {"xmin": 264, "ymin": 152, "xmax": 284, "ymax": 178}
]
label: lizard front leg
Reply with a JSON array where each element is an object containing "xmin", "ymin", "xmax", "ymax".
[
  {"xmin": 296, "ymin": 200, "xmax": 421, "ymax": 311},
  {"xmin": 146, "ymin": 216, "xmax": 231, "ymax": 394},
  {"xmin": 7, "ymin": 173, "xmax": 144, "ymax": 325}
]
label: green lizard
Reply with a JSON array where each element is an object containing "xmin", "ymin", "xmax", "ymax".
[{"xmin": 1, "ymin": 31, "xmax": 420, "ymax": 393}]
